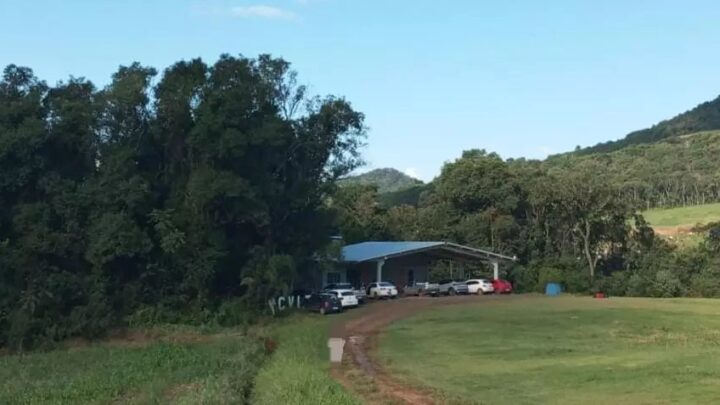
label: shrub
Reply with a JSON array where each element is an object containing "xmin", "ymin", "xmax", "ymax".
[
  {"xmin": 625, "ymin": 273, "xmax": 650, "ymax": 297},
  {"xmin": 595, "ymin": 272, "xmax": 629, "ymax": 296},
  {"xmin": 507, "ymin": 264, "xmax": 537, "ymax": 293},
  {"xmin": 523, "ymin": 257, "xmax": 590, "ymax": 294},
  {"xmin": 214, "ymin": 299, "xmax": 261, "ymax": 327},
  {"xmin": 687, "ymin": 268, "xmax": 720, "ymax": 297},
  {"xmin": 562, "ymin": 268, "xmax": 591, "ymax": 294},
  {"xmin": 651, "ymin": 270, "xmax": 683, "ymax": 297}
]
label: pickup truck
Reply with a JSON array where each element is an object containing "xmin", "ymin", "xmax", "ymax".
[
  {"xmin": 437, "ymin": 279, "xmax": 470, "ymax": 295},
  {"xmin": 403, "ymin": 281, "xmax": 440, "ymax": 297}
]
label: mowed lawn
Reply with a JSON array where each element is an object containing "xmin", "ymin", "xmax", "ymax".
[
  {"xmin": 378, "ymin": 295, "xmax": 720, "ymax": 404},
  {"xmin": 642, "ymin": 202, "xmax": 720, "ymax": 227}
]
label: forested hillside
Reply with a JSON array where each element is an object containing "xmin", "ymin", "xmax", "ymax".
[
  {"xmin": 335, "ymin": 148, "xmax": 720, "ymax": 300},
  {"xmin": 375, "ymin": 130, "xmax": 720, "ymax": 211},
  {"xmin": 545, "ymin": 131, "xmax": 720, "ymax": 209},
  {"xmin": 342, "ymin": 168, "xmax": 422, "ymax": 193},
  {"xmin": 576, "ymin": 95, "xmax": 720, "ymax": 154}
]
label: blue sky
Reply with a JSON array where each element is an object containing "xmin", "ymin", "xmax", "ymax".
[{"xmin": 2, "ymin": 1, "xmax": 720, "ymax": 181}]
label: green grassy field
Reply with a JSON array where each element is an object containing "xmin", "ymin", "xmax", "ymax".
[
  {"xmin": 642, "ymin": 202, "xmax": 720, "ymax": 227},
  {"xmin": 378, "ymin": 295, "xmax": 720, "ymax": 404},
  {"xmin": 0, "ymin": 315, "xmax": 354, "ymax": 404},
  {"xmin": 0, "ymin": 327, "xmax": 265, "ymax": 404},
  {"xmin": 253, "ymin": 315, "xmax": 358, "ymax": 405}
]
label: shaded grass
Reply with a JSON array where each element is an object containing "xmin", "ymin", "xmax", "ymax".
[
  {"xmin": 642, "ymin": 202, "xmax": 720, "ymax": 227},
  {"xmin": 253, "ymin": 314, "xmax": 359, "ymax": 405},
  {"xmin": 0, "ymin": 329, "xmax": 265, "ymax": 404},
  {"xmin": 378, "ymin": 295, "xmax": 720, "ymax": 404}
]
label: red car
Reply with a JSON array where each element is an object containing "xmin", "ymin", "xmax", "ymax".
[{"xmin": 492, "ymin": 279, "xmax": 513, "ymax": 294}]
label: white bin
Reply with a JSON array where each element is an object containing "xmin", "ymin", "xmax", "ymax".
[{"xmin": 327, "ymin": 338, "xmax": 345, "ymax": 363}]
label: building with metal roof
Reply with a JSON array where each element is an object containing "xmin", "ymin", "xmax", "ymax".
[{"xmin": 320, "ymin": 241, "xmax": 515, "ymax": 289}]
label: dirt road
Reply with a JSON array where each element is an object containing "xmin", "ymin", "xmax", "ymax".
[{"xmin": 329, "ymin": 295, "xmax": 491, "ymax": 404}]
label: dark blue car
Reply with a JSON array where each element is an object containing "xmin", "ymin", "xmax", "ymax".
[{"xmin": 305, "ymin": 292, "xmax": 343, "ymax": 315}]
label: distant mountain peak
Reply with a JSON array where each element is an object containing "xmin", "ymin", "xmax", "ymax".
[{"xmin": 341, "ymin": 168, "xmax": 423, "ymax": 193}]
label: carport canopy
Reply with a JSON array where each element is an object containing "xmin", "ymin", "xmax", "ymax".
[{"xmin": 341, "ymin": 241, "xmax": 516, "ymax": 281}]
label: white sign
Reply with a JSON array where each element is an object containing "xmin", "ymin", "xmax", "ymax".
[{"xmin": 267, "ymin": 295, "xmax": 304, "ymax": 316}]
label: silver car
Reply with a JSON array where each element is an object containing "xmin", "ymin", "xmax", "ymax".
[
  {"xmin": 404, "ymin": 281, "xmax": 440, "ymax": 296},
  {"xmin": 437, "ymin": 279, "xmax": 470, "ymax": 295}
]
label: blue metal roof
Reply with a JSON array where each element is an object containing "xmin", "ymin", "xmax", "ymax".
[
  {"xmin": 340, "ymin": 241, "xmax": 517, "ymax": 263},
  {"xmin": 341, "ymin": 241, "xmax": 445, "ymax": 262}
]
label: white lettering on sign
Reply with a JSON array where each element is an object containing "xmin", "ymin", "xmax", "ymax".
[{"xmin": 267, "ymin": 295, "xmax": 304, "ymax": 316}]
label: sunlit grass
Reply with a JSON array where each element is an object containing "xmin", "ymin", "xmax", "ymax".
[
  {"xmin": 642, "ymin": 202, "xmax": 720, "ymax": 227},
  {"xmin": 253, "ymin": 315, "xmax": 359, "ymax": 405},
  {"xmin": 378, "ymin": 295, "xmax": 720, "ymax": 404}
]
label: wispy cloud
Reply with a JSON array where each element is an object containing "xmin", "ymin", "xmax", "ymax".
[{"xmin": 231, "ymin": 5, "xmax": 297, "ymax": 20}]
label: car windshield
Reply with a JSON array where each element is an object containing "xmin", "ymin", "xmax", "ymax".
[
  {"xmin": 379, "ymin": 282, "xmax": 394, "ymax": 287},
  {"xmin": 333, "ymin": 283, "xmax": 353, "ymax": 289},
  {"xmin": 341, "ymin": 291, "xmax": 354, "ymax": 296}
]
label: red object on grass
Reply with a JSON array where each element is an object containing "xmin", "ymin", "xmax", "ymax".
[{"xmin": 595, "ymin": 292, "xmax": 606, "ymax": 299}]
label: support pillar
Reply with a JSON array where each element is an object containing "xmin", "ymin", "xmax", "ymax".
[
  {"xmin": 376, "ymin": 259, "xmax": 385, "ymax": 282},
  {"xmin": 492, "ymin": 261, "xmax": 499, "ymax": 280}
]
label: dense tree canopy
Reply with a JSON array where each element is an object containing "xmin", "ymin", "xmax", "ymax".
[
  {"xmin": 4, "ymin": 55, "xmax": 720, "ymax": 352},
  {"xmin": 547, "ymin": 131, "xmax": 720, "ymax": 209},
  {"xmin": 0, "ymin": 56, "xmax": 365, "ymax": 349},
  {"xmin": 334, "ymin": 145, "xmax": 720, "ymax": 301}
]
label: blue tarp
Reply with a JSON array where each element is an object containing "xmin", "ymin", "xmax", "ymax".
[{"xmin": 545, "ymin": 282, "xmax": 562, "ymax": 296}]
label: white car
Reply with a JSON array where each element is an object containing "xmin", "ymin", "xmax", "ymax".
[
  {"xmin": 325, "ymin": 288, "xmax": 359, "ymax": 308},
  {"xmin": 366, "ymin": 282, "xmax": 398, "ymax": 299},
  {"xmin": 466, "ymin": 278, "xmax": 495, "ymax": 294}
]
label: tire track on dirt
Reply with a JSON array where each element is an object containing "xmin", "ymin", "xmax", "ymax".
[{"xmin": 330, "ymin": 296, "xmax": 488, "ymax": 404}]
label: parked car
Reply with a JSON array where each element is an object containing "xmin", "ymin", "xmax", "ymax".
[
  {"xmin": 366, "ymin": 282, "xmax": 398, "ymax": 299},
  {"xmin": 403, "ymin": 281, "xmax": 440, "ymax": 297},
  {"xmin": 305, "ymin": 292, "xmax": 343, "ymax": 315},
  {"xmin": 324, "ymin": 282, "xmax": 366, "ymax": 304},
  {"xmin": 492, "ymin": 279, "xmax": 513, "ymax": 294},
  {"xmin": 466, "ymin": 279, "xmax": 494, "ymax": 295},
  {"xmin": 325, "ymin": 288, "xmax": 359, "ymax": 308},
  {"xmin": 438, "ymin": 279, "xmax": 470, "ymax": 295}
]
